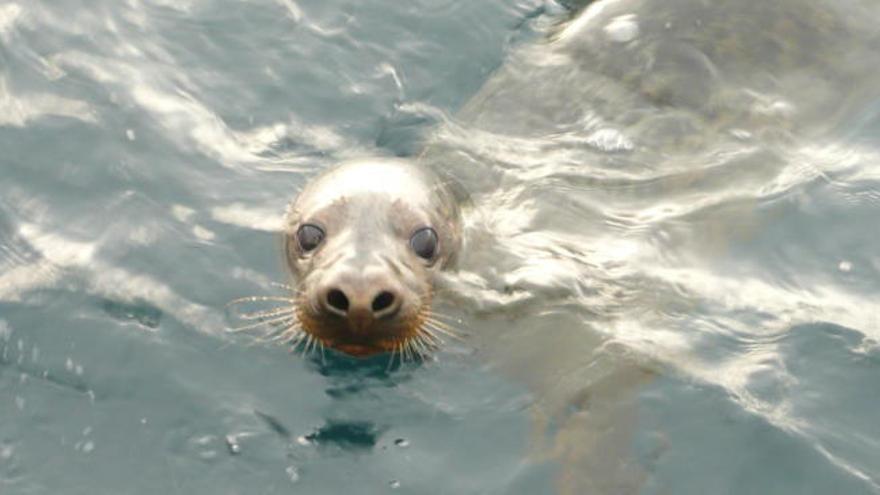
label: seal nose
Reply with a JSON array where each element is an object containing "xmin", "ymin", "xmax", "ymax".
[
  {"xmin": 321, "ymin": 283, "xmax": 402, "ymax": 329},
  {"xmin": 325, "ymin": 288, "xmax": 350, "ymax": 314}
]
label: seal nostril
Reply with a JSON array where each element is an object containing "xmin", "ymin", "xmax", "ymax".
[
  {"xmin": 326, "ymin": 289, "xmax": 349, "ymax": 313},
  {"xmin": 371, "ymin": 291, "xmax": 395, "ymax": 313}
]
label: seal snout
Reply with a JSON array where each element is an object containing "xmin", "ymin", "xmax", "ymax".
[{"xmin": 319, "ymin": 277, "xmax": 404, "ymax": 332}]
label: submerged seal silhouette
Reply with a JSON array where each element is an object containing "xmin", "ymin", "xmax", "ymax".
[{"xmin": 282, "ymin": 158, "xmax": 462, "ymax": 357}]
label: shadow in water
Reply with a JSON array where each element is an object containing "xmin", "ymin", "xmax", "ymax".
[
  {"xmin": 101, "ymin": 298, "xmax": 163, "ymax": 329},
  {"xmin": 304, "ymin": 347, "xmax": 423, "ymax": 380},
  {"xmin": 253, "ymin": 349, "xmax": 424, "ymax": 455},
  {"xmin": 304, "ymin": 420, "xmax": 384, "ymax": 451}
]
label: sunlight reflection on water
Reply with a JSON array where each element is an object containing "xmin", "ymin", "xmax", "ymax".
[{"xmin": 0, "ymin": 0, "xmax": 879, "ymax": 493}]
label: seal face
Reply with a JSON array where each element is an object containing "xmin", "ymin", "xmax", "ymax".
[{"xmin": 284, "ymin": 158, "xmax": 461, "ymax": 357}]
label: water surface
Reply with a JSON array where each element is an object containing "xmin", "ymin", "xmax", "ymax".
[{"xmin": 1, "ymin": 0, "xmax": 879, "ymax": 494}]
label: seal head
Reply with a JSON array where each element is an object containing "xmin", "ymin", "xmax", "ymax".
[{"xmin": 284, "ymin": 158, "xmax": 461, "ymax": 357}]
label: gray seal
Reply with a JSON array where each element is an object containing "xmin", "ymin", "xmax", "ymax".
[
  {"xmin": 278, "ymin": 0, "xmax": 880, "ymax": 362},
  {"xmin": 283, "ymin": 158, "xmax": 461, "ymax": 357}
]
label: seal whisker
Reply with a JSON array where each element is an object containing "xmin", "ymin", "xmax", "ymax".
[
  {"xmin": 409, "ymin": 337, "xmax": 426, "ymax": 360},
  {"xmin": 263, "ymin": 332, "xmax": 294, "ymax": 345},
  {"xmin": 422, "ymin": 321, "xmax": 457, "ymax": 337},
  {"xmin": 403, "ymin": 340, "xmax": 415, "ymax": 363},
  {"xmin": 306, "ymin": 335, "xmax": 318, "ymax": 356},
  {"xmin": 230, "ymin": 314, "xmax": 299, "ymax": 334},
  {"xmin": 412, "ymin": 339, "xmax": 426, "ymax": 360},
  {"xmin": 269, "ymin": 282, "xmax": 299, "ymax": 292},
  {"xmin": 422, "ymin": 310, "xmax": 459, "ymax": 323},
  {"xmin": 227, "ymin": 295, "xmax": 298, "ymax": 306},
  {"xmin": 242, "ymin": 321, "xmax": 298, "ymax": 347},
  {"xmin": 266, "ymin": 323, "xmax": 304, "ymax": 344},
  {"xmin": 235, "ymin": 306, "xmax": 298, "ymax": 321},
  {"xmin": 257, "ymin": 324, "xmax": 293, "ymax": 342},
  {"xmin": 418, "ymin": 328, "xmax": 444, "ymax": 347},
  {"xmin": 298, "ymin": 334, "xmax": 312, "ymax": 357},
  {"xmin": 424, "ymin": 332, "xmax": 441, "ymax": 349},
  {"xmin": 386, "ymin": 345, "xmax": 398, "ymax": 372},
  {"xmin": 288, "ymin": 332, "xmax": 308, "ymax": 353},
  {"xmin": 422, "ymin": 315, "xmax": 457, "ymax": 331},
  {"xmin": 417, "ymin": 334, "xmax": 436, "ymax": 358},
  {"xmin": 412, "ymin": 344, "xmax": 426, "ymax": 361},
  {"xmin": 423, "ymin": 314, "xmax": 462, "ymax": 332},
  {"xmin": 413, "ymin": 335, "xmax": 434, "ymax": 358},
  {"xmin": 423, "ymin": 321, "xmax": 464, "ymax": 341}
]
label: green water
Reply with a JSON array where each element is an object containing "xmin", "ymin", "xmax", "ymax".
[{"xmin": 1, "ymin": 0, "xmax": 879, "ymax": 494}]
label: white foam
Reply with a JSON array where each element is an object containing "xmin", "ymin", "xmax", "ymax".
[
  {"xmin": 0, "ymin": 76, "xmax": 97, "ymax": 127},
  {"xmin": 603, "ymin": 14, "xmax": 639, "ymax": 43},
  {"xmin": 211, "ymin": 204, "xmax": 284, "ymax": 232}
]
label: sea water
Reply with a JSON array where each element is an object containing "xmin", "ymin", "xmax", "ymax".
[{"xmin": 1, "ymin": 1, "xmax": 879, "ymax": 494}]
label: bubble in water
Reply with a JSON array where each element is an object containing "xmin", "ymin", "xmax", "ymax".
[
  {"xmin": 285, "ymin": 466, "xmax": 300, "ymax": 483},
  {"xmin": 225, "ymin": 435, "xmax": 242, "ymax": 455},
  {"xmin": 389, "ymin": 480, "xmax": 401, "ymax": 489},
  {"xmin": 393, "ymin": 438, "xmax": 409, "ymax": 448},
  {"xmin": 82, "ymin": 441, "xmax": 95, "ymax": 453},
  {"xmin": 838, "ymin": 260, "xmax": 853, "ymax": 272},
  {"xmin": 126, "ymin": 129, "xmax": 136, "ymax": 141},
  {"xmin": 604, "ymin": 14, "xmax": 639, "ymax": 43},
  {"xmin": 0, "ymin": 443, "xmax": 13, "ymax": 460}
]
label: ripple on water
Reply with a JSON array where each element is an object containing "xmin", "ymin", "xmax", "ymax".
[
  {"xmin": 100, "ymin": 298, "xmax": 163, "ymax": 329},
  {"xmin": 1, "ymin": 0, "xmax": 879, "ymax": 493}
]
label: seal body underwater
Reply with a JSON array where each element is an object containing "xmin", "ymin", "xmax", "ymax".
[{"xmin": 282, "ymin": 158, "xmax": 462, "ymax": 357}]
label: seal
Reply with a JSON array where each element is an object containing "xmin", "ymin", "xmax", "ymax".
[
  {"xmin": 240, "ymin": 0, "xmax": 880, "ymax": 367},
  {"xmin": 281, "ymin": 158, "xmax": 462, "ymax": 357}
]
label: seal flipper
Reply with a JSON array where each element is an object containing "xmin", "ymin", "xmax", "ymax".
[{"xmin": 533, "ymin": 359, "xmax": 656, "ymax": 495}]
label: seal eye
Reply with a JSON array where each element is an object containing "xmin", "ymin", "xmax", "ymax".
[
  {"xmin": 296, "ymin": 224, "xmax": 325, "ymax": 252},
  {"xmin": 410, "ymin": 227, "xmax": 438, "ymax": 260}
]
